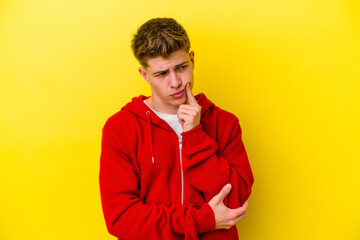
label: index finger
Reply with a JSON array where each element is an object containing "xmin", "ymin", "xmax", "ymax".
[{"xmin": 186, "ymin": 83, "xmax": 197, "ymax": 106}]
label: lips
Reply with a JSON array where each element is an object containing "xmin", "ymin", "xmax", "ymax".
[{"xmin": 170, "ymin": 89, "xmax": 185, "ymax": 98}]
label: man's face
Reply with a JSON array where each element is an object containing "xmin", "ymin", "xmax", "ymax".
[{"xmin": 139, "ymin": 49, "xmax": 195, "ymax": 114}]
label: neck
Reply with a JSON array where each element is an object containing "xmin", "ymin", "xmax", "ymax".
[{"xmin": 145, "ymin": 96, "xmax": 178, "ymax": 114}]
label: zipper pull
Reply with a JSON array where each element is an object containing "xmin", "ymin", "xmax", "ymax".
[{"xmin": 179, "ymin": 139, "xmax": 183, "ymax": 149}]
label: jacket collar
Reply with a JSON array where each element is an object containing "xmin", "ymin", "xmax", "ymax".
[
  {"xmin": 122, "ymin": 93, "xmax": 214, "ymax": 125},
  {"xmin": 122, "ymin": 93, "xmax": 215, "ymax": 164}
]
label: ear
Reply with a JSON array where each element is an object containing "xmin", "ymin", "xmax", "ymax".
[
  {"xmin": 138, "ymin": 67, "xmax": 151, "ymax": 84},
  {"xmin": 189, "ymin": 51, "xmax": 195, "ymax": 70}
]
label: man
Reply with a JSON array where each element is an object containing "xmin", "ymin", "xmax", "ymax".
[{"xmin": 99, "ymin": 17, "xmax": 254, "ymax": 240}]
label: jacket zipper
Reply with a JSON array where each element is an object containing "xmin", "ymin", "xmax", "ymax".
[{"xmin": 179, "ymin": 139, "xmax": 184, "ymax": 205}]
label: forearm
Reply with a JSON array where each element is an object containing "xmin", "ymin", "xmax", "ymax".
[
  {"xmin": 182, "ymin": 124, "xmax": 254, "ymax": 206},
  {"xmin": 100, "ymin": 194, "xmax": 214, "ymax": 240}
]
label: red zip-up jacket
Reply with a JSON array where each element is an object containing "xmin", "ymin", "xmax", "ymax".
[{"xmin": 99, "ymin": 93, "xmax": 254, "ymax": 240}]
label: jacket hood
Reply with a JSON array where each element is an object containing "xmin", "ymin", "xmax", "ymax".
[
  {"xmin": 121, "ymin": 93, "xmax": 215, "ymax": 164},
  {"xmin": 122, "ymin": 93, "xmax": 215, "ymax": 123}
]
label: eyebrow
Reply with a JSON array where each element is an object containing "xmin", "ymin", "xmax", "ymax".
[
  {"xmin": 175, "ymin": 61, "xmax": 189, "ymax": 68},
  {"xmin": 152, "ymin": 61, "xmax": 189, "ymax": 76}
]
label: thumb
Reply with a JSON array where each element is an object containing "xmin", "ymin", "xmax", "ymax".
[{"xmin": 216, "ymin": 183, "xmax": 232, "ymax": 203}]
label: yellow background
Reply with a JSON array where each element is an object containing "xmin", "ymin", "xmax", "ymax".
[{"xmin": 1, "ymin": 0, "xmax": 359, "ymax": 239}]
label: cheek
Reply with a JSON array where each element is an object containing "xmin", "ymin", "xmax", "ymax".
[
  {"xmin": 183, "ymin": 72, "xmax": 193, "ymax": 84},
  {"xmin": 153, "ymin": 82, "xmax": 169, "ymax": 94}
]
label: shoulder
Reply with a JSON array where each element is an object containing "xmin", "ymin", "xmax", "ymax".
[
  {"xmin": 102, "ymin": 102, "xmax": 143, "ymax": 141},
  {"xmin": 198, "ymin": 93, "xmax": 238, "ymax": 122},
  {"xmin": 200, "ymin": 93, "xmax": 239, "ymax": 128},
  {"xmin": 213, "ymin": 106, "xmax": 239, "ymax": 124},
  {"xmin": 105, "ymin": 108, "xmax": 136, "ymax": 127},
  {"xmin": 211, "ymin": 106, "xmax": 242, "ymax": 141},
  {"xmin": 103, "ymin": 95, "xmax": 146, "ymax": 131},
  {"xmin": 101, "ymin": 107, "xmax": 141, "ymax": 154},
  {"xmin": 203, "ymin": 97, "xmax": 244, "ymax": 142}
]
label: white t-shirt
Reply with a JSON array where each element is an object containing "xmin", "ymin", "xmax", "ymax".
[{"xmin": 144, "ymin": 100, "xmax": 183, "ymax": 140}]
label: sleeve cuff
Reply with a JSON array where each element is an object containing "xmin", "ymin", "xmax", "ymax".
[
  {"xmin": 181, "ymin": 124, "xmax": 218, "ymax": 155},
  {"xmin": 181, "ymin": 124, "xmax": 213, "ymax": 145},
  {"xmin": 194, "ymin": 203, "xmax": 215, "ymax": 233}
]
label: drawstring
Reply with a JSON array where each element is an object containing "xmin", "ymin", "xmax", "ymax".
[{"xmin": 146, "ymin": 111, "xmax": 155, "ymax": 164}]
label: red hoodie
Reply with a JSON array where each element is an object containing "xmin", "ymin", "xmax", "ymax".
[{"xmin": 99, "ymin": 93, "xmax": 254, "ymax": 240}]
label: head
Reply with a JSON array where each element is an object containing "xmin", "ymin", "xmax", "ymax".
[
  {"xmin": 131, "ymin": 17, "xmax": 191, "ymax": 68},
  {"xmin": 131, "ymin": 18, "xmax": 195, "ymax": 114}
]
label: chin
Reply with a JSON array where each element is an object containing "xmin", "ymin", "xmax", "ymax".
[{"xmin": 172, "ymin": 96, "xmax": 187, "ymax": 105}]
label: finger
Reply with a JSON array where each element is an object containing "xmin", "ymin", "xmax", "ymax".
[
  {"xmin": 215, "ymin": 183, "xmax": 232, "ymax": 203},
  {"xmin": 242, "ymin": 200, "xmax": 249, "ymax": 207},
  {"xmin": 177, "ymin": 112, "xmax": 193, "ymax": 123},
  {"xmin": 179, "ymin": 105, "xmax": 201, "ymax": 115},
  {"xmin": 239, "ymin": 200, "xmax": 249, "ymax": 211},
  {"xmin": 231, "ymin": 201, "xmax": 248, "ymax": 217},
  {"xmin": 178, "ymin": 114, "xmax": 185, "ymax": 122},
  {"xmin": 177, "ymin": 108, "xmax": 198, "ymax": 117},
  {"xmin": 177, "ymin": 115, "xmax": 192, "ymax": 125},
  {"xmin": 186, "ymin": 83, "xmax": 198, "ymax": 106},
  {"xmin": 232, "ymin": 202, "xmax": 248, "ymax": 222},
  {"xmin": 178, "ymin": 104, "xmax": 200, "ymax": 110},
  {"xmin": 233, "ymin": 212, "xmax": 246, "ymax": 224}
]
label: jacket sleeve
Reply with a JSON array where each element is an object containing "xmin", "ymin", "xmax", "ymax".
[
  {"xmin": 181, "ymin": 119, "xmax": 254, "ymax": 208},
  {"xmin": 99, "ymin": 121, "xmax": 215, "ymax": 240}
]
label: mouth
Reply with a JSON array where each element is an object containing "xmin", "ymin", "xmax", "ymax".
[{"xmin": 170, "ymin": 89, "xmax": 185, "ymax": 98}]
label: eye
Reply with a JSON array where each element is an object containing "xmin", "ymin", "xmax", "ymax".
[
  {"xmin": 177, "ymin": 65, "xmax": 188, "ymax": 71},
  {"xmin": 156, "ymin": 71, "xmax": 168, "ymax": 77}
]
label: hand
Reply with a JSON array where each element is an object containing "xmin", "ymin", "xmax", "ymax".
[
  {"xmin": 177, "ymin": 83, "xmax": 202, "ymax": 132},
  {"xmin": 208, "ymin": 184, "xmax": 248, "ymax": 230}
]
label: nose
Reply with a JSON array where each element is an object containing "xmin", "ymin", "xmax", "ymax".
[{"xmin": 169, "ymin": 71, "xmax": 182, "ymax": 88}]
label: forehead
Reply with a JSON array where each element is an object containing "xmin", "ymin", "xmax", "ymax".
[{"xmin": 146, "ymin": 50, "xmax": 190, "ymax": 71}]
